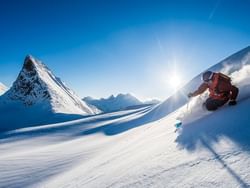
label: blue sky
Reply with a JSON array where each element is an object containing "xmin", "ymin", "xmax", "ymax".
[{"xmin": 0, "ymin": 0, "xmax": 250, "ymax": 100}]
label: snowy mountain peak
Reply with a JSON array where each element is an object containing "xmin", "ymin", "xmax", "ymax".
[
  {"xmin": 108, "ymin": 94, "xmax": 115, "ymax": 100},
  {"xmin": 23, "ymin": 55, "xmax": 50, "ymax": 73},
  {"xmin": 3, "ymin": 55, "xmax": 99, "ymax": 115},
  {"xmin": 117, "ymin": 93, "xmax": 131, "ymax": 98},
  {"xmin": 24, "ymin": 55, "xmax": 36, "ymax": 71},
  {"xmin": 6, "ymin": 55, "xmax": 51, "ymax": 105}
]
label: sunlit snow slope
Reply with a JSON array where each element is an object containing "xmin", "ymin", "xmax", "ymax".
[
  {"xmin": 146, "ymin": 46, "xmax": 250, "ymax": 121},
  {"xmin": 0, "ymin": 46, "xmax": 250, "ymax": 188}
]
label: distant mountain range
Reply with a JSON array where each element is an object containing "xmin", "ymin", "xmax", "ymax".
[{"xmin": 83, "ymin": 94, "xmax": 160, "ymax": 113}]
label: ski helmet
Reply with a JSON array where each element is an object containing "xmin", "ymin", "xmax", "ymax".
[{"xmin": 202, "ymin": 71, "xmax": 213, "ymax": 82}]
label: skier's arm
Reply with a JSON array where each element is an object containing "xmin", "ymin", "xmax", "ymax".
[{"xmin": 191, "ymin": 83, "xmax": 208, "ymax": 97}]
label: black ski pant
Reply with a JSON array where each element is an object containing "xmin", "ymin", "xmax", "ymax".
[{"xmin": 205, "ymin": 97, "xmax": 229, "ymax": 111}]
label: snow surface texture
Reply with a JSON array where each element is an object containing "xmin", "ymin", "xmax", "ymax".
[
  {"xmin": 0, "ymin": 55, "xmax": 100, "ymax": 131},
  {"xmin": 83, "ymin": 93, "xmax": 144, "ymax": 113},
  {"xmin": 0, "ymin": 82, "xmax": 8, "ymax": 95},
  {"xmin": 0, "ymin": 46, "xmax": 250, "ymax": 188}
]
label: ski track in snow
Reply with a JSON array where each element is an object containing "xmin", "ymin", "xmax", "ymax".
[{"xmin": 1, "ymin": 99, "xmax": 250, "ymax": 188}]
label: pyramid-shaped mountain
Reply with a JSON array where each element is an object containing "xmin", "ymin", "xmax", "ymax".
[{"xmin": 0, "ymin": 55, "xmax": 100, "ymax": 130}]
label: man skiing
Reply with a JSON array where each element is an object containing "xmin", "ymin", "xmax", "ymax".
[{"xmin": 188, "ymin": 71, "xmax": 239, "ymax": 111}]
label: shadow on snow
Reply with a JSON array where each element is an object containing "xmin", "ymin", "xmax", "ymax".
[{"xmin": 175, "ymin": 99, "xmax": 250, "ymax": 188}]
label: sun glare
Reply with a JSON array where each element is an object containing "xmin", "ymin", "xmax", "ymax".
[{"xmin": 169, "ymin": 73, "xmax": 182, "ymax": 91}]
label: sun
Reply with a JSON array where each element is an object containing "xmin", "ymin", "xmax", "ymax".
[{"xmin": 169, "ymin": 73, "xmax": 182, "ymax": 91}]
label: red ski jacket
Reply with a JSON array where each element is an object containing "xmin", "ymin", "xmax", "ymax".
[{"xmin": 192, "ymin": 72, "xmax": 238, "ymax": 100}]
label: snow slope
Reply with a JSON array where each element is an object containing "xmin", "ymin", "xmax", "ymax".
[
  {"xmin": 83, "ymin": 93, "xmax": 143, "ymax": 113},
  {"xmin": 0, "ymin": 55, "xmax": 100, "ymax": 131},
  {"xmin": 0, "ymin": 47, "xmax": 250, "ymax": 188},
  {"xmin": 147, "ymin": 46, "xmax": 250, "ymax": 121},
  {"xmin": 0, "ymin": 97, "xmax": 249, "ymax": 187},
  {"xmin": 0, "ymin": 82, "xmax": 8, "ymax": 95}
]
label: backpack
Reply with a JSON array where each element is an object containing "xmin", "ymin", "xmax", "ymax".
[{"xmin": 214, "ymin": 73, "xmax": 232, "ymax": 94}]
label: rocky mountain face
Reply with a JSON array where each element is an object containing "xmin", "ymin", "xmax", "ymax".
[
  {"xmin": 7, "ymin": 56, "xmax": 51, "ymax": 105},
  {"xmin": 0, "ymin": 55, "xmax": 102, "ymax": 131},
  {"xmin": 3, "ymin": 55, "xmax": 100, "ymax": 115}
]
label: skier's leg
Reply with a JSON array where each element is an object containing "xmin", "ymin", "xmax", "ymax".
[
  {"xmin": 230, "ymin": 85, "xmax": 239, "ymax": 101},
  {"xmin": 205, "ymin": 98, "xmax": 228, "ymax": 111},
  {"xmin": 205, "ymin": 98, "xmax": 218, "ymax": 111}
]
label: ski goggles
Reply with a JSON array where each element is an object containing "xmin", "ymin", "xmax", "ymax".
[{"xmin": 202, "ymin": 72, "xmax": 214, "ymax": 82}]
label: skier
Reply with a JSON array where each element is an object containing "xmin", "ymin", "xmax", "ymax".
[{"xmin": 188, "ymin": 71, "xmax": 239, "ymax": 111}]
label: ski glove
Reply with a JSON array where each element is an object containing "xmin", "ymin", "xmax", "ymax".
[
  {"xmin": 188, "ymin": 93, "xmax": 194, "ymax": 98},
  {"xmin": 228, "ymin": 100, "xmax": 237, "ymax": 106}
]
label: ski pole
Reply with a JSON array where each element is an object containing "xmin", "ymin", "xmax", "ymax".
[
  {"xmin": 186, "ymin": 98, "xmax": 192, "ymax": 114},
  {"xmin": 186, "ymin": 99, "xmax": 189, "ymax": 112}
]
